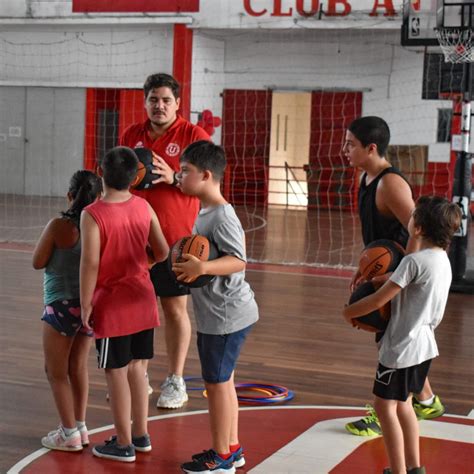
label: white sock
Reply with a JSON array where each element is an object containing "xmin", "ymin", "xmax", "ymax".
[
  {"xmin": 63, "ymin": 426, "xmax": 78, "ymax": 437},
  {"xmin": 76, "ymin": 420, "xmax": 86, "ymax": 430},
  {"xmin": 417, "ymin": 394, "xmax": 435, "ymax": 406}
]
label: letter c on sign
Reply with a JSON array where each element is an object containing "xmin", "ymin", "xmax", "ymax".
[{"xmin": 243, "ymin": 0, "xmax": 267, "ymax": 16}]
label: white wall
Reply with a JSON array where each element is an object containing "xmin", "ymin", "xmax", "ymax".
[
  {"xmin": 0, "ymin": 25, "xmax": 173, "ymax": 88},
  {"xmin": 193, "ymin": 0, "xmax": 405, "ymax": 29},
  {"xmin": 0, "ymin": 0, "xmax": 406, "ymax": 22},
  {"xmin": 0, "ymin": 22, "xmax": 464, "ymax": 199},
  {"xmin": 0, "ymin": 0, "xmax": 64, "ymax": 17},
  {"xmin": 0, "ymin": 86, "xmax": 85, "ymax": 196},
  {"xmin": 191, "ymin": 32, "xmax": 225, "ymax": 145},
  {"xmin": 0, "ymin": 87, "xmax": 25, "ymax": 194},
  {"xmin": 218, "ymin": 28, "xmax": 453, "ymax": 161},
  {"xmin": 25, "ymin": 87, "xmax": 85, "ymax": 196},
  {"xmin": 0, "ymin": 0, "xmax": 26, "ymax": 16}
]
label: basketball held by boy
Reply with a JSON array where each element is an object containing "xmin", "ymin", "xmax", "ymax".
[
  {"xmin": 343, "ymin": 195, "xmax": 462, "ymax": 474},
  {"xmin": 343, "ymin": 116, "xmax": 447, "ymax": 437},
  {"xmin": 173, "ymin": 141, "xmax": 258, "ymax": 473}
]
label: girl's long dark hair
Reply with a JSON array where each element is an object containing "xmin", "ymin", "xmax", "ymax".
[{"xmin": 61, "ymin": 170, "xmax": 102, "ymax": 224}]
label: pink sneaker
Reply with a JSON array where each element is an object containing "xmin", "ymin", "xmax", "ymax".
[{"xmin": 42, "ymin": 426, "xmax": 82, "ymax": 452}]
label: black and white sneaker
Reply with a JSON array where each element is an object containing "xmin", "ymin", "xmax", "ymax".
[
  {"xmin": 92, "ymin": 437, "xmax": 136, "ymax": 462},
  {"xmin": 182, "ymin": 449, "xmax": 235, "ymax": 473},
  {"xmin": 132, "ymin": 433, "xmax": 152, "ymax": 453}
]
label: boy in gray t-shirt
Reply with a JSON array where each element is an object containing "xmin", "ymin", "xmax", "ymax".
[
  {"xmin": 343, "ymin": 196, "xmax": 461, "ymax": 474},
  {"xmin": 173, "ymin": 140, "xmax": 258, "ymax": 474}
]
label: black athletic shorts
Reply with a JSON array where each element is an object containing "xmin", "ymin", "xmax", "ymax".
[
  {"xmin": 373, "ymin": 359, "xmax": 432, "ymax": 402},
  {"xmin": 149, "ymin": 260, "xmax": 190, "ymax": 298},
  {"xmin": 96, "ymin": 328, "xmax": 154, "ymax": 369}
]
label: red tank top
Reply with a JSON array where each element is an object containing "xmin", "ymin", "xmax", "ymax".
[
  {"xmin": 120, "ymin": 116, "xmax": 210, "ymax": 246},
  {"xmin": 85, "ymin": 195, "xmax": 159, "ymax": 338}
]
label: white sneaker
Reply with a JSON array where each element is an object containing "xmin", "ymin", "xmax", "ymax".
[
  {"xmin": 42, "ymin": 426, "xmax": 83, "ymax": 452},
  {"xmin": 145, "ymin": 372, "xmax": 153, "ymax": 396},
  {"xmin": 77, "ymin": 424, "xmax": 89, "ymax": 446},
  {"xmin": 156, "ymin": 374, "xmax": 188, "ymax": 409}
]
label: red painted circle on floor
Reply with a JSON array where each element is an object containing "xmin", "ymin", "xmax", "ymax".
[{"xmin": 9, "ymin": 407, "xmax": 474, "ymax": 473}]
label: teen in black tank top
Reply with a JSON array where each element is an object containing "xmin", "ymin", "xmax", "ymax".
[{"xmin": 358, "ymin": 167, "xmax": 411, "ymax": 248}]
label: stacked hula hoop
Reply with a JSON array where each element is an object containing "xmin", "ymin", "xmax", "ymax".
[
  {"xmin": 184, "ymin": 377, "xmax": 294, "ymax": 405},
  {"xmin": 234, "ymin": 382, "xmax": 294, "ymax": 405}
]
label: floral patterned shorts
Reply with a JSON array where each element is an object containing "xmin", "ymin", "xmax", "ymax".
[{"xmin": 42, "ymin": 298, "xmax": 93, "ymax": 337}]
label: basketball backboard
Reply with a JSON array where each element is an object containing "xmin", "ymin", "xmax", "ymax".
[
  {"xmin": 401, "ymin": 0, "xmax": 472, "ymax": 46},
  {"xmin": 402, "ymin": 0, "xmax": 439, "ymax": 46}
]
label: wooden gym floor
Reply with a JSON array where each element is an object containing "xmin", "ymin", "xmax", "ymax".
[{"xmin": 0, "ymin": 203, "xmax": 473, "ymax": 473}]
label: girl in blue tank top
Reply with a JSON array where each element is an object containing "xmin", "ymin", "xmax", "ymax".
[{"xmin": 32, "ymin": 170, "xmax": 101, "ymax": 453}]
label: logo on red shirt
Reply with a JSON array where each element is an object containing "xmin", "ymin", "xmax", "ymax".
[{"xmin": 166, "ymin": 142, "xmax": 181, "ymax": 157}]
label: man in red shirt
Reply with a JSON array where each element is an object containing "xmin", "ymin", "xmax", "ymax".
[{"xmin": 120, "ymin": 73, "xmax": 210, "ymax": 408}]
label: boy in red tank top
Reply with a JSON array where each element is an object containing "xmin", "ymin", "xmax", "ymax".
[{"xmin": 80, "ymin": 146, "xmax": 169, "ymax": 462}]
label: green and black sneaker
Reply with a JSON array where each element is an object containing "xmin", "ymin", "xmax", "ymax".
[
  {"xmin": 345, "ymin": 405, "xmax": 382, "ymax": 436},
  {"xmin": 412, "ymin": 395, "xmax": 445, "ymax": 420}
]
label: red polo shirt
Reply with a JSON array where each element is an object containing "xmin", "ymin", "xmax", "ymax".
[{"xmin": 120, "ymin": 117, "xmax": 210, "ymax": 246}]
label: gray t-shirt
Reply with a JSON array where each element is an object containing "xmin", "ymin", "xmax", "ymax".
[
  {"xmin": 380, "ymin": 248, "xmax": 452, "ymax": 369},
  {"xmin": 190, "ymin": 203, "xmax": 259, "ymax": 335}
]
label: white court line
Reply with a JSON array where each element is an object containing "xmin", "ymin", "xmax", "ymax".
[
  {"xmin": 249, "ymin": 416, "xmax": 474, "ymax": 473},
  {"xmin": 7, "ymin": 406, "xmax": 473, "ymax": 474}
]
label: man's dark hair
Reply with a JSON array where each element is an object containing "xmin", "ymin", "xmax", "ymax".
[
  {"xmin": 413, "ymin": 195, "xmax": 462, "ymax": 249},
  {"xmin": 348, "ymin": 116, "xmax": 391, "ymax": 157},
  {"xmin": 100, "ymin": 146, "xmax": 138, "ymax": 190},
  {"xmin": 180, "ymin": 140, "xmax": 226, "ymax": 181},
  {"xmin": 144, "ymin": 73, "xmax": 180, "ymax": 99}
]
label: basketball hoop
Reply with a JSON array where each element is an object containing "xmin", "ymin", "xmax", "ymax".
[{"xmin": 435, "ymin": 27, "xmax": 474, "ymax": 63}]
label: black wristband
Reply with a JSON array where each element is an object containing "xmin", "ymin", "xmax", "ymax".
[{"xmin": 172, "ymin": 172, "xmax": 178, "ymax": 186}]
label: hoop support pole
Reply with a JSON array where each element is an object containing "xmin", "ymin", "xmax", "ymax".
[
  {"xmin": 448, "ymin": 61, "xmax": 473, "ymax": 293},
  {"xmin": 461, "ymin": 99, "xmax": 471, "ymax": 152}
]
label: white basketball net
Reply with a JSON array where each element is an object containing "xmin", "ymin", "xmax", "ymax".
[{"xmin": 435, "ymin": 27, "xmax": 474, "ymax": 63}]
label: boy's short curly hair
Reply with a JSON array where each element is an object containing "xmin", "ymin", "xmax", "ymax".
[{"xmin": 413, "ymin": 195, "xmax": 462, "ymax": 249}]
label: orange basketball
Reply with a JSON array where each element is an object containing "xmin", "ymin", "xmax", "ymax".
[
  {"xmin": 130, "ymin": 148, "xmax": 155, "ymax": 190},
  {"xmin": 168, "ymin": 235, "xmax": 218, "ymax": 287},
  {"xmin": 170, "ymin": 235, "xmax": 210, "ymax": 266},
  {"xmin": 358, "ymin": 239, "xmax": 405, "ymax": 280},
  {"xmin": 131, "ymin": 162, "xmax": 147, "ymax": 189}
]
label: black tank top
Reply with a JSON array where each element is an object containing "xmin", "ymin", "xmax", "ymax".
[{"xmin": 358, "ymin": 166, "xmax": 410, "ymax": 248}]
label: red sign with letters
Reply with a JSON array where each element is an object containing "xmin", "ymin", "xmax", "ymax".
[{"xmin": 72, "ymin": 0, "xmax": 199, "ymax": 13}]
